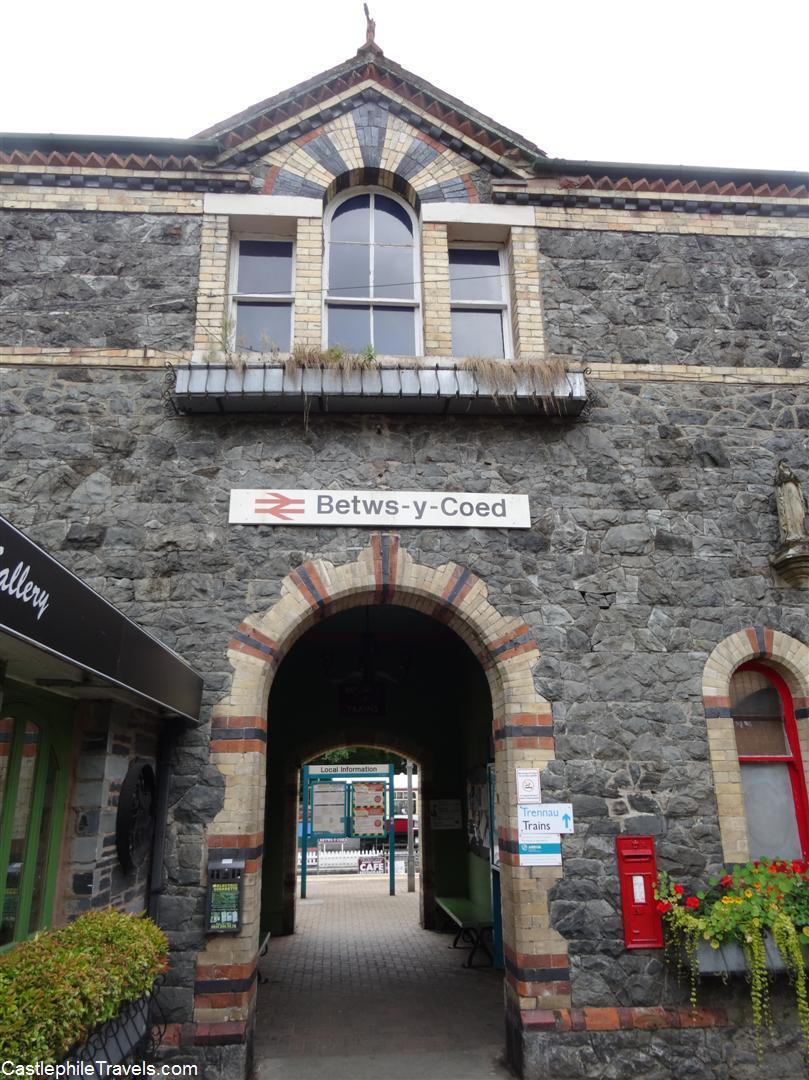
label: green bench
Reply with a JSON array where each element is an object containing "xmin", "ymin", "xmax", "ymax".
[{"xmin": 436, "ymin": 852, "xmax": 493, "ymax": 968}]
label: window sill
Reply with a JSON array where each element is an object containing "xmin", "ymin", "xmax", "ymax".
[{"xmin": 171, "ymin": 359, "xmax": 587, "ymax": 417}]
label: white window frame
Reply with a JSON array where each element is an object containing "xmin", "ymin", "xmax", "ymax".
[
  {"xmin": 229, "ymin": 232, "xmax": 296, "ymax": 354},
  {"xmin": 448, "ymin": 241, "xmax": 513, "ymax": 360},
  {"xmin": 322, "ymin": 187, "xmax": 423, "ymax": 356}
]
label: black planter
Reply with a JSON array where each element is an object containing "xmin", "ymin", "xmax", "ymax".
[
  {"xmin": 696, "ymin": 933, "xmax": 806, "ymax": 976},
  {"xmin": 64, "ymin": 980, "xmax": 164, "ymax": 1066}
]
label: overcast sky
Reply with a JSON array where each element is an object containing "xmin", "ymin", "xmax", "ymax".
[{"xmin": 3, "ymin": 0, "xmax": 807, "ymax": 173}]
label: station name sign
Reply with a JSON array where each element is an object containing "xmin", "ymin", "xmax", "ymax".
[{"xmin": 229, "ymin": 488, "xmax": 530, "ymax": 529}]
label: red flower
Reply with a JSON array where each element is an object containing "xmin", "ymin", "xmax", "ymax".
[
  {"xmin": 720, "ymin": 874, "xmax": 733, "ymax": 887},
  {"xmin": 793, "ymin": 861, "xmax": 804, "ymax": 874},
  {"xmin": 656, "ymin": 900, "xmax": 672, "ymax": 914},
  {"xmin": 768, "ymin": 865, "xmax": 778, "ymax": 874},
  {"xmin": 673, "ymin": 884, "xmax": 684, "ymax": 896},
  {"xmin": 684, "ymin": 897, "xmax": 700, "ymax": 910}
]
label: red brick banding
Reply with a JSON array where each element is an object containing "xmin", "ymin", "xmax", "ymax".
[{"xmin": 520, "ymin": 1005, "xmax": 729, "ymax": 1033}]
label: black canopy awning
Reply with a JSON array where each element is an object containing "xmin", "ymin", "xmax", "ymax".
[{"xmin": 0, "ymin": 514, "xmax": 202, "ymax": 723}]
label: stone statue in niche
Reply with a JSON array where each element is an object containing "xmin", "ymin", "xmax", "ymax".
[
  {"xmin": 774, "ymin": 460, "xmax": 808, "ymax": 542},
  {"xmin": 770, "ymin": 460, "xmax": 809, "ymax": 587}
]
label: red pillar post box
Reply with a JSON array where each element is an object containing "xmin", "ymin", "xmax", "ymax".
[{"xmin": 615, "ymin": 835, "xmax": 664, "ymax": 949}]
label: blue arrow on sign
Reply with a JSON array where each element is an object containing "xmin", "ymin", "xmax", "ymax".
[{"xmin": 562, "ymin": 814, "xmax": 571, "ymax": 829}]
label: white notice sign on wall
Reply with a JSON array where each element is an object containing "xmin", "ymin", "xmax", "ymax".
[
  {"xmin": 515, "ymin": 768, "xmax": 541, "ymax": 803},
  {"xmin": 229, "ymin": 489, "xmax": 530, "ymax": 529}
]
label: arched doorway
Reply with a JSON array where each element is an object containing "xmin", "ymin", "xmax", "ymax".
[
  {"xmin": 195, "ymin": 536, "xmax": 567, "ymax": 1074},
  {"xmin": 260, "ymin": 603, "xmax": 493, "ymax": 939}
]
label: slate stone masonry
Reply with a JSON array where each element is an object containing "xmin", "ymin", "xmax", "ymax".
[
  {"xmin": 538, "ymin": 229, "xmax": 809, "ymax": 368},
  {"xmin": 0, "ymin": 211, "xmax": 200, "ymax": 349},
  {"xmin": 2, "ymin": 363, "xmax": 808, "ymax": 1079}
]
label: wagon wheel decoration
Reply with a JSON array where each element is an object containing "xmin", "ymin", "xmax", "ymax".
[{"xmin": 116, "ymin": 761, "xmax": 156, "ymax": 873}]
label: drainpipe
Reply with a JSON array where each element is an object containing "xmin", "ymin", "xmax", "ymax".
[{"xmin": 148, "ymin": 719, "xmax": 177, "ymax": 923}]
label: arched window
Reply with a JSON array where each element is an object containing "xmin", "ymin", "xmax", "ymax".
[
  {"xmin": 731, "ymin": 662, "xmax": 809, "ymax": 860},
  {"xmin": 324, "ymin": 190, "xmax": 420, "ymax": 356}
]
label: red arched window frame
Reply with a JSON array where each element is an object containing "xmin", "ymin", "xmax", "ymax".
[{"xmin": 735, "ymin": 661, "xmax": 809, "ymax": 861}]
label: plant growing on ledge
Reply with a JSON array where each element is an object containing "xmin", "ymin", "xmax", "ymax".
[
  {"xmin": 655, "ymin": 860, "xmax": 809, "ymax": 1059},
  {"xmin": 459, "ymin": 355, "xmax": 569, "ymax": 411},
  {"xmin": 285, "ymin": 344, "xmax": 378, "ymax": 373},
  {"xmin": 0, "ymin": 909, "xmax": 167, "ymax": 1064}
]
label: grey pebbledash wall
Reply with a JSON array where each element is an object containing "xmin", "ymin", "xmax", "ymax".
[
  {"xmin": 1, "ymin": 362, "xmax": 808, "ymax": 1055},
  {"xmin": 538, "ymin": 229, "xmax": 809, "ymax": 368},
  {"xmin": 0, "ymin": 211, "xmax": 201, "ymax": 349}
]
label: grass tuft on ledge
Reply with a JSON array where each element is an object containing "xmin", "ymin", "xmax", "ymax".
[{"xmin": 459, "ymin": 355, "xmax": 570, "ymax": 409}]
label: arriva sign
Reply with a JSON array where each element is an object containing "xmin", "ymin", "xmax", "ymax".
[{"xmin": 229, "ymin": 489, "xmax": 531, "ymax": 529}]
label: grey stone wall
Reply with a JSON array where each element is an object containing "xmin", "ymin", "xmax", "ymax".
[
  {"xmin": 2, "ymin": 362, "xmax": 809, "ymax": 1073},
  {"xmin": 0, "ymin": 212, "xmax": 200, "ymax": 349},
  {"xmin": 515, "ymin": 1009, "xmax": 804, "ymax": 1080},
  {"xmin": 538, "ymin": 229, "xmax": 809, "ymax": 368}
]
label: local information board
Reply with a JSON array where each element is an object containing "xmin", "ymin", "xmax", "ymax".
[
  {"xmin": 312, "ymin": 782, "xmax": 346, "ymax": 835},
  {"xmin": 352, "ymin": 781, "xmax": 386, "ymax": 836}
]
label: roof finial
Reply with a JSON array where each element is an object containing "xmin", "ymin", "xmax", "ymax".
[{"xmin": 359, "ymin": 4, "xmax": 383, "ymax": 55}]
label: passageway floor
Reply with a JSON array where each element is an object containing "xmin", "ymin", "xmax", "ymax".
[{"xmin": 254, "ymin": 875, "xmax": 512, "ymax": 1080}]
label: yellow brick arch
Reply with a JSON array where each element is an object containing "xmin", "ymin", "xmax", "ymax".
[
  {"xmin": 703, "ymin": 626, "xmax": 809, "ymax": 863},
  {"xmin": 193, "ymin": 533, "xmax": 567, "ymax": 1043}
]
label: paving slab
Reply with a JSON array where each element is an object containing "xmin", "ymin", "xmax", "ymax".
[{"xmin": 254, "ymin": 875, "xmax": 512, "ymax": 1080}]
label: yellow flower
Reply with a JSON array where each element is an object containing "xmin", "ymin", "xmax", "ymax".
[
  {"xmin": 735, "ymin": 897, "xmax": 744, "ymax": 904},
  {"xmin": 722, "ymin": 896, "xmax": 732, "ymax": 904},
  {"xmin": 744, "ymin": 889, "xmax": 753, "ymax": 898},
  {"xmin": 710, "ymin": 940, "xmax": 721, "ymax": 949},
  {"xmin": 753, "ymin": 882, "xmax": 761, "ymax": 890}
]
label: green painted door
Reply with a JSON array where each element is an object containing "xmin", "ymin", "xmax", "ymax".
[{"xmin": 0, "ymin": 684, "xmax": 73, "ymax": 948}]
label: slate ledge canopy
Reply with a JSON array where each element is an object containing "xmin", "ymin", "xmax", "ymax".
[{"xmin": 170, "ymin": 362, "xmax": 587, "ymax": 417}]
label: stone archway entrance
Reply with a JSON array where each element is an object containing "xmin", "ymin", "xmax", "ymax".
[{"xmin": 193, "ymin": 535, "xmax": 568, "ymax": 1074}]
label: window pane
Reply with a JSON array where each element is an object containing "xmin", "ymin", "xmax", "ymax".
[
  {"xmin": 331, "ymin": 195, "xmax": 370, "ymax": 242},
  {"xmin": 329, "ymin": 243, "xmax": 371, "ymax": 297},
  {"xmin": 374, "ymin": 196, "xmax": 413, "ymax": 245},
  {"xmin": 731, "ymin": 668, "xmax": 788, "ymax": 755},
  {"xmin": 451, "ymin": 308, "xmax": 505, "ymax": 359},
  {"xmin": 328, "ymin": 305, "xmax": 371, "ymax": 352},
  {"xmin": 374, "ymin": 247, "xmax": 414, "ymax": 299},
  {"xmin": 374, "ymin": 306, "xmax": 415, "ymax": 355},
  {"xmin": 28, "ymin": 746, "xmax": 59, "ymax": 933},
  {"xmin": 740, "ymin": 763, "xmax": 802, "ymax": 860},
  {"xmin": 235, "ymin": 303, "xmax": 291, "ymax": 352},
  {"xmin": 734, "ymin": 719, "xmax": 788, "ymax": 756},
  {"xmin": 0, "ymin": 716, "xmax": 13, "ymax": 813},
  {"xmin": 449, "ymin": 249, "xmax": 503, "ymax": 301},
  {"xmin": 1, "ymin": 722, "xmax": 40, "ymax": 946},
  {"xmin": 237, "ymin": 241, "xmax": 292, "ymax": 295}
]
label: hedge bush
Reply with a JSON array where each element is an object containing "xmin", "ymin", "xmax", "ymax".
[{"xmin": 0, "ymin": 909, "xmax": 167, "ymax": 1064}]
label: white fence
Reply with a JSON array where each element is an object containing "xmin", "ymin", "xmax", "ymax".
[{"xmin": 297, "ymin": 844, "xmax": 420, "ymax": 875}]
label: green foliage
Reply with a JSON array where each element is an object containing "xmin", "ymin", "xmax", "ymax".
[
  {"xmin": 0, "ymin": 909, "xmax": 167, "ymax": 1064},
  {"xmin": 313, "ymin": 746, "xmax": 407, "ymax": 770},
  {"xmin": 656, "ymin": 859, "xmax": 809, "ymax": 1060}
]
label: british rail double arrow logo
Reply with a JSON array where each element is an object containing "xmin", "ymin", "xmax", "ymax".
[{"xmin": 253, "ymin": 492, "xmax": 306, "ymax": 521}]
